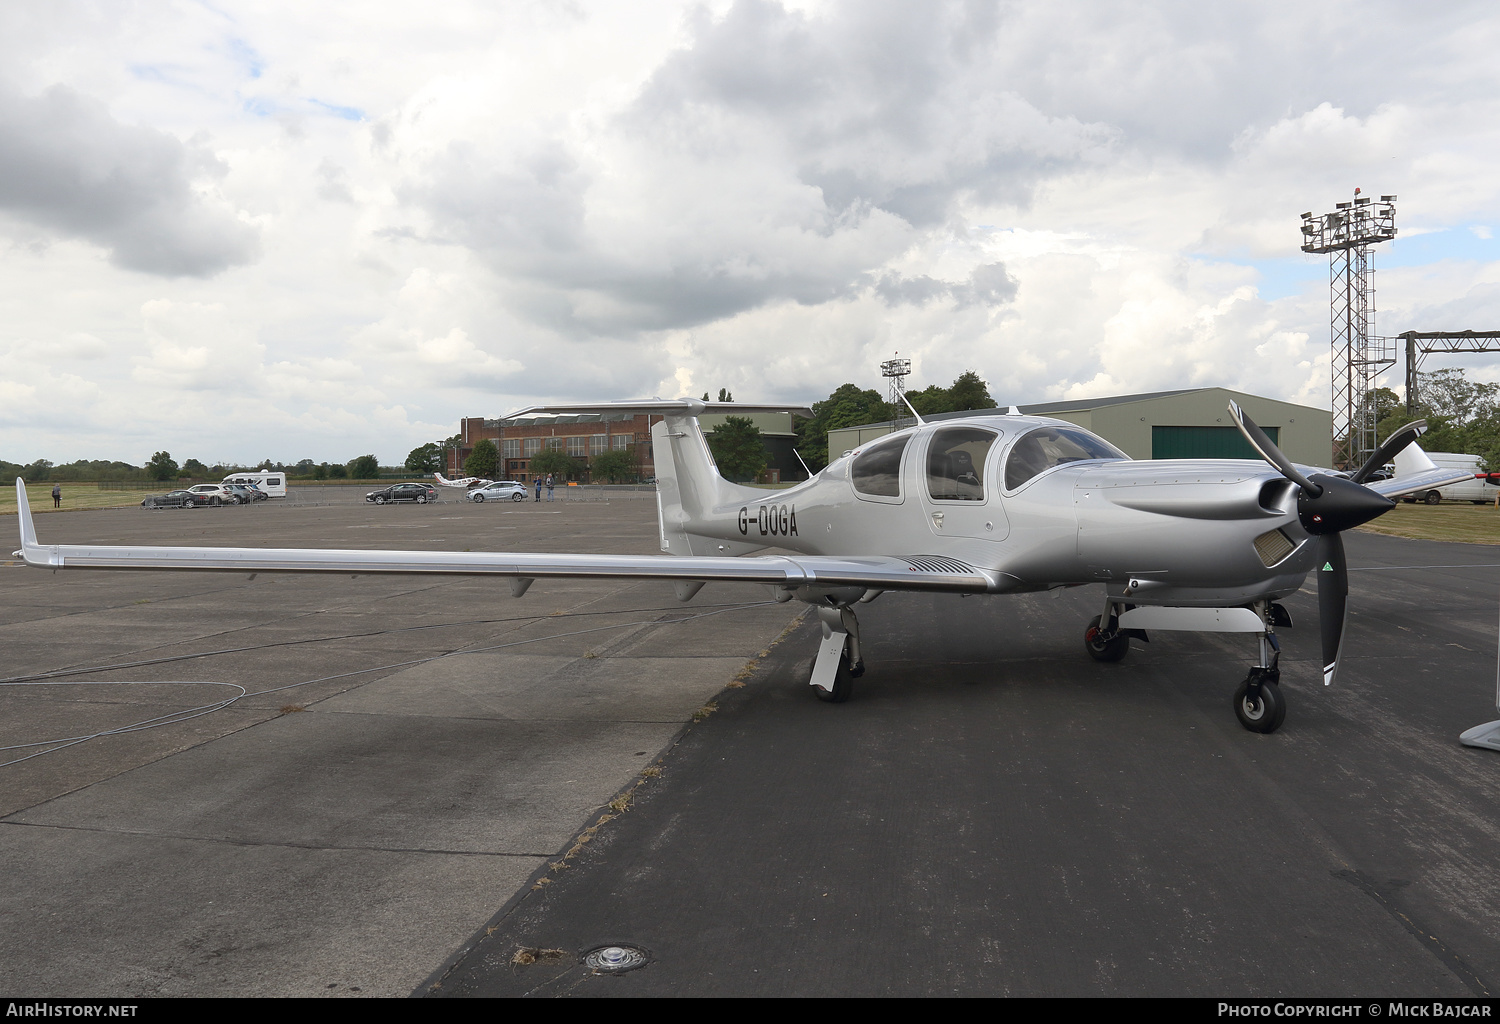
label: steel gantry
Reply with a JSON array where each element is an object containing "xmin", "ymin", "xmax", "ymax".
[{"xmin": 1401, "ymin": 331, "xmax": 1500, "ymax": 415}]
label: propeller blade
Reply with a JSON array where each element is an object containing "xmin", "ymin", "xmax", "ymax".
[
  {"xmin": 1316, "ymin": 533, "xmax": 1349, "ymax": 687},
  {"xmin": 1351, "ymin": 419, "xmax": 1428, "ymax": 483},
  {"xmin": 1227, "ymin": 401, "xmax": 1322, "ymax": 497}
]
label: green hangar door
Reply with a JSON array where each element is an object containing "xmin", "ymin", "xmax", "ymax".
[{"xmin": 1152, "ymin": 425, "xmax": 1278, "ymax": 460}]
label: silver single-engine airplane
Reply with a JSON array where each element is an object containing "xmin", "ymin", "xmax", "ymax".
[
  {"xmin": 433, "ymin": 472, "xmax": 492, "ymax": 489},
  {"xmin": 13, "ymin": 399, "xmax": 1468, "ymax": 734}
]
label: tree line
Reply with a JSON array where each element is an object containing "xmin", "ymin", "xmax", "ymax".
[
  {"xmin": 2, "ymin": 453, "xmax": 392, "ymax": 483},
  {"xmin": 7, "ymin": 370, "xmax": 996, "ymax": 487},
  {"xmin": 1374, "ymin": 368, "xmax": 1500, "ymax": 469}
]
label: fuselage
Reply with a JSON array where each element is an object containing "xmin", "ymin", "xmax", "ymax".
[{"xmin": 687, "ymin": 414, "xmax": 1316, "ymax": 607}]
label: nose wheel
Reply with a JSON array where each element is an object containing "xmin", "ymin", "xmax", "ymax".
[
  {"xmin": 1234, "ymin": 666, "xmax": 1286, "ymax": 733},
  {"xmin": 1083, "ymin": 615, "xmax": 1130, "ymax": 662}
]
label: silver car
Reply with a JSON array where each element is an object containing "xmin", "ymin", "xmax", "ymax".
[{"xmin": 467, "ymin": 481, "xmax": 527, "ymax": 502}]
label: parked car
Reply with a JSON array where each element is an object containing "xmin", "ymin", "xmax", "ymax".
[
  {"xmin": 142, "ymin": 489, "xmax": 208, "ymax": 509},
  {"xmin": 182, "ymin": 484, "xmax": 235, "ymax": 506},
  {"xmin": 223, "ymin": 484, "xmax": 264, "ymax": 504},
  {"xmin": 365, "ymin": 482, "xmax": 438, "ymax": 505},
  {"xmin": 467, "ymin": 481, "xmax": 527, "ymax": 502}
]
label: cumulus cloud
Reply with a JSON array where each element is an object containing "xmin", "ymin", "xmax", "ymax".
[
  {"xmin": 6, "ymin": 0, "xmax": 1500, "ymax": 465},
  {"xmin": 0, "ymin": 83, "xmax": 259, "ymax": 276},
  {"xmin": 397, "ymin": 1, "xmax": 1108, "ymax": 338}
]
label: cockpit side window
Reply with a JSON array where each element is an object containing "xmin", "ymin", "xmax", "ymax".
[
  {"xmin": 1004, "ymin": 426, "xmax": 1128, "ymax": 490},
  {"xmin": 851, "ymin": 435, "xmax": 910, "ymax": 500},
  {"xmin": 925, "ymin": 426, "xmax": 999, "ymax": 502}
]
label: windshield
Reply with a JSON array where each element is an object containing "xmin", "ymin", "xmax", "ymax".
[{"xmin": 1004, "ymin": 426, "xmax": 1127, "ymax": 490}]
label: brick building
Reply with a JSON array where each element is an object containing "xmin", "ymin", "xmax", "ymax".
[
  {"xmin": 448, "ymin": 409, "xmax": 805, "ymax": 484},
  {"xmin": 450, "ymin": 413, "xmax": 656, "ymax": 483}
]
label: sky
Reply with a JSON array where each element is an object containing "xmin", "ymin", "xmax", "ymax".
[{"xmin": 3, "ymin": 0, "xmax": 1500, "ymax": 468}]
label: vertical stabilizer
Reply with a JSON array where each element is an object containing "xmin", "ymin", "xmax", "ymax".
[
  {"xmin": 501, "ymin": 399, "xmax": 813, "ymax": 558},
  {"xmin": 653, "ymin": 405, "xmax": 765, "ymax": 555}
]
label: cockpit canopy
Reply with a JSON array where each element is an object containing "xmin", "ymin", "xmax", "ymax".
[{"xmin": 1004, "ymin": 425, "xmax": 1127, "ymax": 490}]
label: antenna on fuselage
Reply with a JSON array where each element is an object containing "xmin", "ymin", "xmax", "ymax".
[
  {"xmin": 901, "ymin": 393, "xmax": 928, "ymax": 427},
  {"xmin": 793, "ymin": 449, "xmax": 813, "ymax": 477}
]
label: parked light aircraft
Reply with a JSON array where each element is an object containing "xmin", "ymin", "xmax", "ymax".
[
  {"xmin": 12, "ymin": 400, "xmax": 1468, "ymax": 733},
  {"xmin": 434, "ymin": 472, "xmax": 492, "ymax": 489}
]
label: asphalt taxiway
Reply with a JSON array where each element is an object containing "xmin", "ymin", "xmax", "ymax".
[
  {"xmin": 5, "ymin": 493, "xmax": 1500, "ymax": 997},
  {"xmin": 0, "ymin": 489, "xmax": 798, "ymax": 997},
  {"xmin": 426, "ymin": 531, "xmax": 1500, "ymax": 998}
]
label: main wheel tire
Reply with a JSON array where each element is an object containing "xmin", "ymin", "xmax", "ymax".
[
  {"xmin": 511, "ymin": 492, "xmax": 524, "ymax": 501},
  {"xmin": 1083, "ymin": 616, "xmax": 1130, "ymax": 662},
  {"xmin": 375, "ymin": 495, "xmax": 386, "ymax": 505},
  {"xmin": 1234, "ymin": 677, "xmax": 1287, "ymax": 734},
  {"xmin": 814, "ymin": 651, "xmax": 855, "ymax": 703},
  {"xmin": 417, "ymin": 494, "xmax": 427, "ymax": 504},
  {"xmin": 473, "ymin": 494, "xmax": 485, "ymax": 502},
  {"xmin": 1425, "ymin": 490, "xmax": 1442, "ymax": 505}
]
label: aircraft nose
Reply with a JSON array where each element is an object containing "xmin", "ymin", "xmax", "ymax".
[{"xmin": 1297, "ymin": 474, "xmax": 1396, "ymax": 535}]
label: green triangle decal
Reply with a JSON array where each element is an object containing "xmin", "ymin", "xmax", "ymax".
[{"xmin": 1322, "ymin": 562, "xmax": 1333, "ymax": 571}]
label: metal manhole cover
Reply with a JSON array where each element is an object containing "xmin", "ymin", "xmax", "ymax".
[{"xmin": 583, "ymin": 944, "xmax": 649, "ymax": 973}]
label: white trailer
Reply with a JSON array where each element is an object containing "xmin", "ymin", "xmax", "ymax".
[{"xmin": 220, "ymin": 471, "xmax": 287, "ymax": 498}]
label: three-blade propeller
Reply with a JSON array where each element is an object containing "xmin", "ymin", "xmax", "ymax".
[{"xmin": 1228, "ymin": 401, "xmax": 1424, "ymax": 687}]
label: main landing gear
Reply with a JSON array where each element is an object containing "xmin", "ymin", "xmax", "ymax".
[
  {"xmin": 810, "ymin": 604, "xmax": 864, "ymax": 703},
  {"xmin": 1084, "ymin": 597, "xmax": 1291, "ymax": 734}
]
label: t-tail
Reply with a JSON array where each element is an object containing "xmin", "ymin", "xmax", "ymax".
[{"xmin": 505, "ymin": 399, "xmax": 813, "ymax": 556}]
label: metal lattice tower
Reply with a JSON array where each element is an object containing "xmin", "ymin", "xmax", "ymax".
[
  {"xmin": 881, "ymin": 355, "xmax": 911, "ymax": 410},
  {"xmin": 1300, "ymin": 194, "xmax": 1397, "ymax": 469}
]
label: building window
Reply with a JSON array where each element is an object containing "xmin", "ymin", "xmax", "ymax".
[
  {"xmin": 567, "ymin": 436, "xmax": 586, "ymax": 456},
  {"xmin": 590, "ymin": 434, "xmax": 607, "ymax": 455},
  {"xmin": 546, "ymin": 437, "xmax": 565, "ymax": 451},
  {"xmin": 503, "ymin": 439, "xmax": 520, "ymax": 459},
  {"xmin": 524, "ymin": 438, "xmax": 541, "ymax": 456},
  {"xmin": 613, "ymin": 435, "xmax": 630, "ymax": 450}
]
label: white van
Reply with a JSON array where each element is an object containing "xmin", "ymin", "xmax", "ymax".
[
  {"xmin": 221, "ymin": 471, "xmax": 287, "ymax": 498},
  {"xmin": 1399, "ymin": 452, "xmax": 1494, "ymax": 505}
]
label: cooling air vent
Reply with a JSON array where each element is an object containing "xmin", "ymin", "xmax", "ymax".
[
  {"xmin": 901, "ymin": 555, "xmax": 975, "ymax": 574},
  {"xmin": 1253, "ymin": 528, "xmax": 1296, "ymax": 567}
]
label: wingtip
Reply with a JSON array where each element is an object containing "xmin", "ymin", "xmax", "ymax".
[{"xmin": 16, "ymin": 477, "xmax": 37, "ymax": 551}]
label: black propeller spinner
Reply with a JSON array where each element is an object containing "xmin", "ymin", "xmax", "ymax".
[{"xmin": 1228, "ymin": 401, "xmax": 1426, "ymax": 688}]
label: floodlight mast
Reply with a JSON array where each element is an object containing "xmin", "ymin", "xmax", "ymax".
[
  {"xmin": 1300, "ymin": 193, "xmax": 1398, "ymax": 469},
  {"xmin": 881, "ymin": 355, "xmax": 912, "ymax": 420}
]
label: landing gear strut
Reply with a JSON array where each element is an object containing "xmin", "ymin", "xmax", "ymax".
[
  {"xmin": 1234, "ymin": 622, "xmax": 1286, "ymax": 734},
  {"xmin": 811, "ymin": 604, "xmax": 863, "ymax": 703}
]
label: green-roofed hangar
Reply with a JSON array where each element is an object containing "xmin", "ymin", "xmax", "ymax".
[{"xmin": 827, "ymin": 388, "xmax": 1333, "ymax": 466}]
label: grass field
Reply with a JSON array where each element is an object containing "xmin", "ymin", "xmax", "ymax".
[
  {"xmin": 1355, "ymin": 499, "xmax": 1500, "ymax": 545},
  {"xmin": 0, "ymin": 483, "xmax": 149, "ymax": 516}
]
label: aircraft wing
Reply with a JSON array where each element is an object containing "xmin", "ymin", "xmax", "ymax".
[
  {"xmin": 12, "ymin": 480, "xmax": 995, "ymax": 593},
  {"xmin": 1366, "ymin": 443, "xmax": 1476, "ymax": 498},
  {"xmin": 1365, "ymin": 468, "xmax": 1478, "ymax": 499}
]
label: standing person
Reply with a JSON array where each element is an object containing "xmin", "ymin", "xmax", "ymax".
[
  {"xmin": 51, "ymin": 483, "xmax": 61, "ymax": 508},
  {"xmin": 534, "ymin": 476, "xmax": 542, "ymax": 502},
  {"xmin": 546, "ymin": 474, "xmax": 554, "ymax": 501}
]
